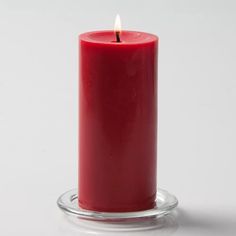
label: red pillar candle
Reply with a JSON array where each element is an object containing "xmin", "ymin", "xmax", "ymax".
[{"xmin": 79, "ymin": 29, "xmax": 158, "ymax": 212}]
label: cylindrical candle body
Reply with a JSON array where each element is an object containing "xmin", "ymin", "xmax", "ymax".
[{"xmin": 79, "ymin": 31, "xmax": 158, "ymax": 212}]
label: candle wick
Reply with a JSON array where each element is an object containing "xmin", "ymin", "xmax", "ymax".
[{"xmin": 115, "ymin": 31, "xmax": 121, "ymax": 43}]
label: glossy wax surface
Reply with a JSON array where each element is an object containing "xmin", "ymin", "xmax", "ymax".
[{"xmin": 79, "ymin": 30, "xmax": 158, "ymax": 212}]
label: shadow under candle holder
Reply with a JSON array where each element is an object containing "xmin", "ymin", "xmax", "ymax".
[{"xmin": 176, "ymin": 208, "xmax": 236, "ymax": 235}]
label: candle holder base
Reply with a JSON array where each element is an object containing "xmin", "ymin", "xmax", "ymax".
[{"xmin": 57, "ymin": 188, "xmax": 178, "ymax": 222}]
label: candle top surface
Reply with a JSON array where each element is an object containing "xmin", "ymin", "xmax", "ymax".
[{"xmin": 80, "ymin": 30, "xmax": 158, "ymax": 46}]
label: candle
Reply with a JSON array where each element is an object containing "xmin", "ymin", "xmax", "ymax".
[{"xmin": 79, "ymin": 17, "xmax": 158, "ymax": 212}]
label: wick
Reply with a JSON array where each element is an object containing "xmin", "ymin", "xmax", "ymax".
[{"xmin": 115, "ymin": 31, "xmax": 121, "ymax": 43}]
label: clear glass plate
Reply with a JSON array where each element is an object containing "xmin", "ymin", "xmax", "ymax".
[{"xmin": 57, "ymin": 188, "xmax": 178, "ymax": 222}]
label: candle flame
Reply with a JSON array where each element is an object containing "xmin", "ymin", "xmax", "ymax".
[{"xmin": 114, "ymin": 14, "xmax": 121, "ymax": 33}]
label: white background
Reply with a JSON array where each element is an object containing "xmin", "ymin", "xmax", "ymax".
[{"xmin": 0, "ymin": 0, "xmax": 236, "ymax": 235}]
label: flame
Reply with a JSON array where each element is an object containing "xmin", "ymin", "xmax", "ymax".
[{"xmin": 114, "ymin": 14, "xmax": 121, "ymax": 33}]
